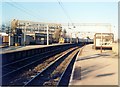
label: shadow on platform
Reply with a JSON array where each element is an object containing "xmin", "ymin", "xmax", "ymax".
[{"xmin": 77, "ymin": 54, "xmax": 110, "ymax": 61}]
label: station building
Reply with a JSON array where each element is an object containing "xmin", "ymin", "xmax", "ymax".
[{"xmin": 10, "ymin": 19, "xmax": 62, "ymax": 45}]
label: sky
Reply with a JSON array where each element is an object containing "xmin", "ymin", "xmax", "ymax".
[
  {"xmin": 2, "ymin": 2, "xmax": 118, "ymax": 24},
  {"xmin": 1, "ymin": 0, "xmax": 119, "ymax": 40}
]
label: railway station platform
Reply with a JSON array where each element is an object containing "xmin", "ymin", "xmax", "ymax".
[
  {"xmin": 1, "ymin": 43, "xmax": 80, "ymax": 65},
  {"xmin": 1, "ymin": 43, "xmax": 70, "ymax": 54},
  {"xmin": 69, "ymin": 44, "xmax": 118, "ymax": 85}
]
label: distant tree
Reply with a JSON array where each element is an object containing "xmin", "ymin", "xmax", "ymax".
[
  {"xmin": 62, "ymin": 29, "xmax": 67, "ymax": 38},
  {"xmin": 53, "ymin": 29, "xmax": 62, "ymax": 42},
  {"xmin": 1, "ymin": 24, "xmax": 10, "ymax": 32},
  {"xmin": 11, "ymin": 19, "xmax": 18, "ymax": 34},
  {"xmin": 1, "ymin": 24, "xmax": 6, "ymax": 32},
  {"xmin": 86, "ymin": 36, "xmax": 90, "ymax": 39}
]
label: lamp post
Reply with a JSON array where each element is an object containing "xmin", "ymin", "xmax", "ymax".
[
  {"xmin": 24, "ymin": 24, "xmax": 26, "ymax": 46},
  {"xmin": 47, "ymin": 24, "xmax": 49, "ymax": 45},
  {"xmin": 24, "ymin": 23, "xmax": 29, "ymax": 46},
  {"xmin": 68, "ymin": 23, "xmax": 76, "ymax": 43},
  {"xmin": 8, "ymin": 21, "xmax": 11, "ymax": 46},
  {"xmin": 76, "ymin": 32, "xmax": 80, "ymax": 43},
  {"xmin": 8, "ymin": 26, "xmax": 11, "ymax": 46},
  {"xmin": 70, "ymin": 33, "xmax": 72, "ymax": 43},
  {"xmin": 100, "ymin": 33, "xmax": 103, "ymax": 53}
]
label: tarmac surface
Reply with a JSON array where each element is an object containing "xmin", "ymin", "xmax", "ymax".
[{"xmin": 69, "ymin": 44, "xmax": 118, "ymax": 85}]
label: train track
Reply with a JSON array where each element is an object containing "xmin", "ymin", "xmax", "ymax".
[
  {"xmin": 2, "ymin": 46, "xmax": 74, "ymax": 85},
  {"xmin": 2, "ymin": 47, "xmax": 66, "ymax": 75},
  {"xmin": 24, "ymin": 47, "xmax": 80, "ymax": 86},
  {"xmin": 2, "ymin": 45, "xmax": 80, "ymax": 86}
]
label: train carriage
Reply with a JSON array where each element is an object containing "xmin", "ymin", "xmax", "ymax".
[{"xmin": 59, "ymin": 37, "xmax": 65, "ymax": 43}]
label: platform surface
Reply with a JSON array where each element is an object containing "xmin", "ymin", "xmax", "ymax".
[
  {"xmin": 0, "ymin": 43, "xmax": 69, "ymax": 54},
  {"xmin": 69, "ymin": 44, "xmax": 118, "ymax": 85}
]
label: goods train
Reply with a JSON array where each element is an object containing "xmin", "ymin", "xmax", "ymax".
[
  {"xmin": 59, "ymin": 37, "xmax": 93, "ymax": 44},
  {"xmin": 59, "ymin": 37, "xmax": 65, "ymax": 43}
]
